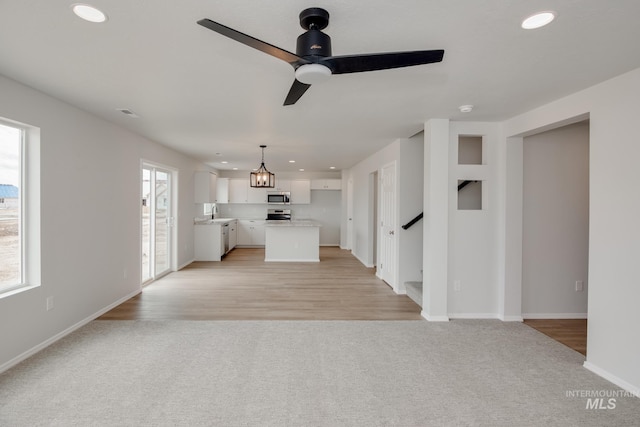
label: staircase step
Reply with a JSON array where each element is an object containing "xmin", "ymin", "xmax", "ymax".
[{"xmin": 405, "ymin": 281, "xmax": 423, "ymax": 307}]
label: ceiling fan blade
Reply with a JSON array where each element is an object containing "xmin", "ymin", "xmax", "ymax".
[
  {"xmin": 321, "ymin": 50, "xmax": 444, "ymax": 75},
  {"xmin": 197, "ymin": 18, "xmax": 309, "ymax": 67},
  {"xmin": 283, "ymin": 80, "xmax": 311, "ymax": 106}
]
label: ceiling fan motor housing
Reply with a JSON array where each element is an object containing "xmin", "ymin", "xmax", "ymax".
[
  {"xmin": 296, "ymin": 29, "xmax": 332, "ymax": 59},
  {"xmin": 296, "ymin": 8, "xmax": 332, "ymax": 59}
]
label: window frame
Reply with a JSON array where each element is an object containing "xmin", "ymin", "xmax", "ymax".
[{"xmin": 0, "ymin": 118, "xmax": 40, "ymax": 298}]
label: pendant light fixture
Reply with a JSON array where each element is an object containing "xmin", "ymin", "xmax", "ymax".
[{"xmin": 250, "ymin": 145, "xmax": 275, "ymax": 188}]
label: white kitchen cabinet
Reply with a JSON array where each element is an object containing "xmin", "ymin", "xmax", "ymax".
[
  {"xmin": 247, "ymin": 186, "xmax": 267, "ymax": 204},
  {"xmin": 252, "ymin": 223, "xmax": 265, "ymax": 245},
  {"xmin": 194, "ymin": 223, "xmax": 224, "ymax": 261},
  {"xmin": 216, "ymin": 178, "xmax": 229, "ymax": 204},
  {"xmin": 310, "ymin": 179, "xmax": 341, "ymax": 190},
  {"xmin": 194, "ymin": 171, "xmax": 218, "ymax": 203},
  {"xmin": 237, "ymin": 219, "xmax": 266, "ymax": 246},
  {"xmin": 273, "ymin": 179, "xmax": 291, "ymax": 192},
  {"xmin": 228, "ymin": 179, "xmax": 248, "ymax": 203},
  {"xmin": 229, "ymin": 220, "xmax": 237, "ymax": 250},
  {"xmin": 290, "ymin": 179, "xmax": 311, "ymax": 204},
  {"xmin": 228, "ymin": 179, "xmax": 268, "ymax": 204}
]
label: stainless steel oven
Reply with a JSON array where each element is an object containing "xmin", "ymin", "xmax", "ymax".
[
  {"xmin": 266, "ymin": 209, "xmax": 291, "ymax": 221},
  {"xmin": 267, "ymin": 191, "xmax": 290, "ymax": 205}
]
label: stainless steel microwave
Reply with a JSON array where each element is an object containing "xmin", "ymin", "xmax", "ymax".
[{"xmin": 267, "ymin": 192, "xmax": 290, "ymax": 204}]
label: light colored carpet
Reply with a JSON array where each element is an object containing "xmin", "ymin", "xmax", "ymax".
[{"xmin": 0, "ymin": 320, "xmax": 638, "ymax": 426}]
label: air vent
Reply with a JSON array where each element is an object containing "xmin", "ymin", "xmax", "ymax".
[{"xmin": 117, "ymin": 108, "xmax": 139, "ymax": 118}]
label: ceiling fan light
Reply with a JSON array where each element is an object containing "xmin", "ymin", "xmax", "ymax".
[{"xmin": 295, "ymin": 64, "xmax": 332, "ymax": 85}]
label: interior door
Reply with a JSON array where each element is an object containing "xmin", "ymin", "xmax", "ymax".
[
  {"xmin": 379, "ymin": 162, "xmax": 397, "ymax": 288},
  {"xmin": 142, "ymin": 164, "xmax": 173, "ymax": 284}
]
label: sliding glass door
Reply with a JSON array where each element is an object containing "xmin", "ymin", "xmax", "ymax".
[{"xmin": 142, "ymin": 164, "xmax": 173, "ymax": 284}]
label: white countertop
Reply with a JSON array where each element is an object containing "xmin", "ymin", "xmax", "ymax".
[
  {"xmin": 265, "ymin": 220, "xmax": 321, "ymax": 227},
  {"xmin": 194, "ymin": 218, "xmax": 236, "ymax": 225}
]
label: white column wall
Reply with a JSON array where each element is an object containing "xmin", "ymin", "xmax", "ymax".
[
  {"xmin": 448, "ymin": 122, "xmax": 500, "ymax": 318},
  {"xmin": 496, "ymin": 136, "xmax": 524, "ymax": 321},
  {"xmin": 422, "ymin": 119, "xmax": 449, "ymax": 321}
]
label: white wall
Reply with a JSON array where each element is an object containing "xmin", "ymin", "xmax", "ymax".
[
  {"xmin": 345, "ymin": 141, "xmax": 400, "ymax": 268},
  {"xmin": 447, "ymin": 122, "xmax": 500, "ymax": 318},
  {"xmin": 522, "ymin": 122, "xmax": 589, "ymax": 318},
  {"xmin": 398, "ymin": 134, "xmax": 424, "ymax": 289},
  {"xmin": 503, "ymin": 67, "xmax": 640, "ymax": 394},
  {"xmin": 0, "ymin": 74, "xmax": 206, "ymax": 371}
]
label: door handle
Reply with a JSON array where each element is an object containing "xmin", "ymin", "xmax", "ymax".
[{"xmin": 389, "ymin": 230, "xmax": 394, "ymax": 235}]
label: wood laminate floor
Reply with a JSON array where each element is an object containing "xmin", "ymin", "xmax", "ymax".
[
  {"xmin": 524, "ymin": 319, "xmax": 587, "ymax": 356},
  {"xmin": 100, "ymin": 247, "xmax": 587, "ymax": 354},
  {"xmin": 100, "ymin": 247, "xmax": 423, "ymax": 320}
]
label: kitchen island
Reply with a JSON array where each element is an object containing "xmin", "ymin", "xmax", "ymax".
[{"xmin": 264, "ymin": 220, "xmax": 321, "ymax": 262}]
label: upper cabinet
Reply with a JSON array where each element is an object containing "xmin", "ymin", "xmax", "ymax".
[
  {"xmin": 310, "ymin": 179, "xmax": 341, "ymax": 190},
  {"xmin": 217, "ymin": 177, "xmax": 337, "ymax": 203},
  {"xmin": 227, "ymin": 178, "xmax": 267, "ymax": 204},
  {"xmin": 194, "ymin": 171, "xmax": 217, "ymax": 203},
  {"xmin": 228, "ymin": 179, "xmax": 248, "ymax": 203},
  {"xmin": 247, "ymin": 186, "xmax": 267, "ymax": 204},
  {"xmin": 216, "ymin": 177, "xmax": 229, "ymax": 204},
  {"xmin": 273, "ymin": 179, "xmax": 291, "ymax": 192},
  {"xmin": 290, "ymin": 180, "xmax": 311, "ymax": 204}
]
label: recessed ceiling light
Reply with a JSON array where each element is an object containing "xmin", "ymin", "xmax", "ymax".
[
  {"xmin": 521, "ymin": 11, "xmax": 555, "ymax": 29},
  {"xmin": 459, "ymin": 105, "xmax": 473, "ymax": 113},
  {"xmin": 232, "ymin": 167, "xmax": 238, "ymax": 170},
  {"xmin": 221, "ymin": 161, "xmax": 228, "ymax": 164},
  {"xmin": 289, "ymin": 160, "xmax": 296, "ymax": 163},
  {"xmin": 329, "ymin": 166, "xmax": 336, "ymax": 170},
  {"xmin": 71, "ymin": 4, "xmax": 107, "ymax": 23},
  {"xmin": 299, "ymin": 169, "xmax": 305, "ymax": 172}
]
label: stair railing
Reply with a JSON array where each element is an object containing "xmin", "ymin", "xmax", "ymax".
[{"xmin": 402, "ymin": 212, "xmax": 423, "ymax": 230}]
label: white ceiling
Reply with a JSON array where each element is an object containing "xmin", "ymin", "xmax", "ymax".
[{"xmin": 1, "ymin": 1, "xmax": 640, "ymax": 172}]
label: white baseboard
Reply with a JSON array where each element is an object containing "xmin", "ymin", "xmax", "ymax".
[
  {"xmin": 421, "ymin": 311, "xmax": 450, "ymax": 322},
  {"xmin": 320, "ymin": 244, "xmax": 340, "ymax": 247},
  {"xmin": 523, "ymin": 313, "xmax": 588, "ymax": 319},
  {"xmin": 353, "ymin": 252, "xmax": 374, "ymax": 268},
  {"xmin": 583, "ymin": 362, "xmax": 640, "ymax": 398},
  {"xmin": 449, "ymin": 313, "xmax": 499, "ymax": 319},
  {"xmin": 265, "ymin": 259, "xmax": 319, "ymax": 262},
  {"xmin": 0, "ymin": 288, "xmax": 141, "ymax": 375},
  {"xmin": 498, "ymin": 315, "xmax": 524, "ymax": 322},
  {"xmin": 178, "ymin": 259, "xmax": 194, "ymax": 270}
]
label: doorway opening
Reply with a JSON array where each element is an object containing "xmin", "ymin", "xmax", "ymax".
[{"xmin": 521, "ymin": 120, "xmax": 589, "ymax": 352}]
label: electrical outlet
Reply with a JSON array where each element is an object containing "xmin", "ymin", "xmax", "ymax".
[
  {"xmin": 46, "ymin": 296, "xmax": 54, "ymax": 311},
  {"xmin": 575, "ymin": 280, "xmax": 584, "ymax": 292},
  {"xmin": 454, "ymin": 280, "xmax": 461, "ymax": 292}
]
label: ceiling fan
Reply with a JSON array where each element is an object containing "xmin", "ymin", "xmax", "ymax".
[{"xmin": 197, "ymin": 7, "xmax": 444, "ymax": 105}]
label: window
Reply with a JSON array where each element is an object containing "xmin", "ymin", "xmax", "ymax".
[
  {"xmin": 0, "ymin": 118, "xmax": 40, "ymax": 297},
  {"xmin": 0, "ymin": 122, "xmax": 23, "ymax": 291}
]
